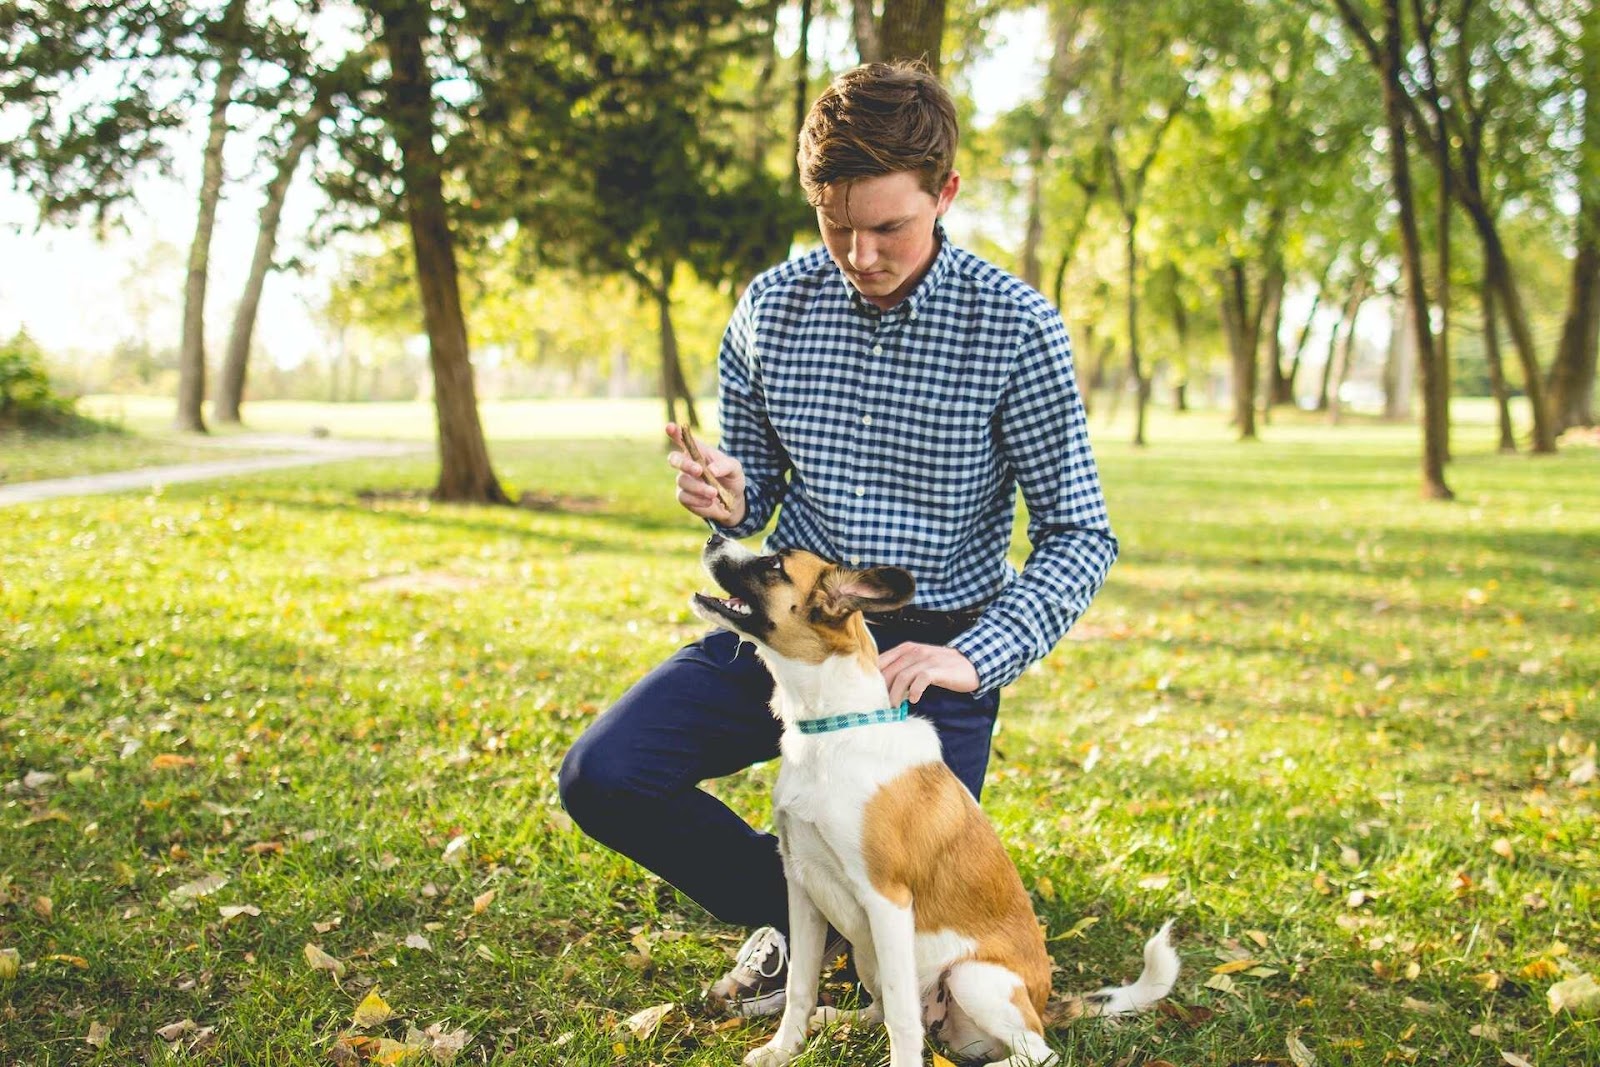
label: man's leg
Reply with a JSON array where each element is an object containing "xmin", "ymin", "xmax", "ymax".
[{"xmin": 558, "ymin": 629, "xmax": 787, "ymax": 930}]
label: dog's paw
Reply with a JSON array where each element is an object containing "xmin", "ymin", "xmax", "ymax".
[
  {"xmin": 743, "ymin": 1041, "xmax": 801, "ymax": 1067},
  {"xmin": 809, "ymin": 1004, "xmax": 881, "ymax": 1033}
]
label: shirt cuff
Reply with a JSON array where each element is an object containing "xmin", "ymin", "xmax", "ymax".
[{"xmin": 950, "ymin": 619, "xmax": 1030, "ymax": 696}]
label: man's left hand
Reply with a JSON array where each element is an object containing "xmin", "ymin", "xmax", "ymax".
[{"xmin": 878, "ymin": 643, "xmax": 979, "ymax": 705}]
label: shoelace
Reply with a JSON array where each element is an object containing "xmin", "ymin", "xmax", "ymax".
[{"xmin": 733, "ymin": 926, "xmax": 788, "ymax": 980}]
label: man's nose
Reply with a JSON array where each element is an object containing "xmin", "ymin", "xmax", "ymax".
[{"xmin": 849, "ymin": 233, "xmax": 878, "ymax": 269}]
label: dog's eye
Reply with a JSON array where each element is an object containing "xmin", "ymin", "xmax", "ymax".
[{"xmin": 767, "ymin": 556, "xmax": 784, "ymax": 570}]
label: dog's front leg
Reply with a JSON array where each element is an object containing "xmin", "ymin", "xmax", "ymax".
[
  {"xmin": 743, "ymin": 879, "xmax": 827, "ymax": 1067},
  {"xmin": 864, "ymin": 895, "xmax": 923, "ymax": 1067}
]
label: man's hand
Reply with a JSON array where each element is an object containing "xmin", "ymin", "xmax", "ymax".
[
  {"xmin": 878, "ymin": 642, "xmax": 979, "ymax": 705},
  {"xmin": 666, "ymin": 424, "xmax": 748, "ymax": 527}
]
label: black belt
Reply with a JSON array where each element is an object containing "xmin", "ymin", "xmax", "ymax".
[{"xmin": 864, "ymin": 604, "xmax": 986, "ymax": 631}]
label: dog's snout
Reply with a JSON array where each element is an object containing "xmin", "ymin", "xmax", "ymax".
[{"xmin": 705, "ymin": 532, "xmax": 726, "ymax": 550}]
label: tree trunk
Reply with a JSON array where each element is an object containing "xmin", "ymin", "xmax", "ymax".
[
  {"xmin": 215, "ymin": 95, "xmax": 330, "ymax": 423},
  {"xmin": 1020, "ymin": 6, "xmax": 1082, "ymax": 291},
  {"xmin": 1220, "ymin": 261, "xmax": 1257, "ymax": 441},
  {"xmin": 381, "ymin": 3, "xmax": 508, "ymax": 505},
  {"xmin": 1123, "ymin": 213, "xmax": 1149, "ymax": 446},
  {"xmin": 1548, "ymin": 0, "xmax": 1599, "ymax": 432},
  {"xmin": 791, "ymin": 0, "xmax": 813, "ymax": 192},
  {"xmin": 176, "ymin": 0, "xmax": 247, "ymax": 434},
  {"xmin": 878, "ymin": 0, "xmax": 944, "ymax": 74},
  {"xmin": 1381, "ymin": 0, "xmax": 1451, "ymax": 499},
  {"xmin": 853, "ymin": 0, "xmax": 882, "ymax": 64},
  {"xmin": 1316, "ymin": 310, "xmax": 1341, "ymax": 414},
  {"xmin": 1322, "ymin": 273, "xmax": 1367, "ymax": 419},
  {"xmin": 1469, "ymin": 206, "xmax": 1557, "ymax": 453},
  {"xmin": 654, "ymin": 260, "xmax": 701, "ymax": 430},
  {"xmin": 1281, "ymin": 287, "xmax": 1322, "ymax": 408},
  {"xmin": 1257, "ymin": 262, "xmax": 1285, "ymax": 425},
  {"xmin": 1480, "ymin": 273, "xmax": 1516, "ymax": 453}
]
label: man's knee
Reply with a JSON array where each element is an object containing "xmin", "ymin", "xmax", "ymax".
[{"xmin": 557, "ymin": 730, "xmax": 634, "ymax": 831}]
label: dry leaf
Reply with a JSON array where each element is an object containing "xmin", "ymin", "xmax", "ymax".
[
  {"xmin": 1203, "ymin": 973, "xmax": 1236, "ymax": 994},
  {"xmin": 1520, "ymin": 958, "xmax": 1560, "ymax": 981},
  {"xmin": 0, "ymin": 948, "xmax": 19, "ymax": 980},
  {"xmin": 1339, "ymin": 845, "xmax": 1361, "ymax": 869},
  {"xmin": 219, "ymin": 904, "xmax": 261, "ymax": 921},
  {"xmin": 1346, "ymin": 889, "xmax": 1370, "ymax": 908},
  {"xmin": 304, "ymin": 943, "xmax": 347, "ymax": 979},
  {"xmin": 1568, "ymin": 759, "xmax": 1596, "ymax": 786},
  {"xmin": 619, "ymin": 1003, "xmax": 674, "ymax": 1041},
  {"xmin": 403, "ymin": 933, "xmax": 432, "ymax": 951},
  {"xmin": 932, "ymin": 1054, "xmax": 958, "ymax": 1067},
  {"xmin": 1547, "ymin": 974, "xmax": 1600, "ymax": 1017},
  {"xmin": 167, "ymin": 873, "xmax": 228, "ymax": 903},
  {"xmin": 156, "ymin": 1019, "xmax": 199, "ymax": 1042},
  {"xmin": 423, "ymin": 1022, "xmax": 471, "ymax": 1061},
  {"xmin": 1469, "ymin": 1023, "xmax": 1501, "ymax": 1040},
  {"xmin": 1401, "ymin": 996, "xmax": 1442, "ymax": 1015},
  {"xmin": 150, "ymin": 753, "xmax": 196, "ymax": 771},
  {"xmin": 1490, "ymin": 838, "xmax": 1515, "ymax": 861},
  {"xmin": 353, "ymin": 987, "xmax": 396, "ymax": 1028},
  {"xmin": 85, "ymin": 1021, "xmax": 111, "ymax": 1048},
  {"xmin": 1312, "ymin": 871, "xmax": 1332, "ymax": 895},
  {"xmin": 1500, "ymin": 1053, "xmax": 1534, "ymax": 1067},
  {"xmin": 1287, "ymin": 1031, "xmax": 1317, "ymax": 1067},
  {"xmin": 1245, "ymin": 930, "xmax": 1270, "ymax": 949},
  {"xmin": 1212, "ymin": 958, "xmax": 1259, "ymax": 975},
  {"xmin": 472, "ymin": 889, "xmax": 495, "ymax": 915},
  {"xmin": 43, "ymin": 954, "xmax": 88, "ymax": 969},
  {"xmin": 441, "ymin": 835, "xmax": 470, "ymax": 865},
  {"xmin": 1138, "ymin": 873, "xmax": 1172, "ymax": 890}
]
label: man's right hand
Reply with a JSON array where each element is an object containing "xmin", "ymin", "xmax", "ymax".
[{"xmin": 666, "ymin": 424, "xmax": 748, "ymax": 528}]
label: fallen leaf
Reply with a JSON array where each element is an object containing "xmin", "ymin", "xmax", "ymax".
[
  {"xmin": 150, "ymin": 754, "xmax": 196, "ymax": 771},
  {"xmin": 1156, "ymin": 1001, "xmax": 1217, "ymax": 1027},
  {"xmin": 1246, "ymin": 966, "xmax": 1281, "ymax": 978},
  {"xmin": 1520, "ymin": 958, "xmax": 1560, "ymax": 981},
  {"xmin": 219, "ymin": 904, "xmax": 261, "ymax": 922},
  {"xmin": 1137, "ymin": 873, "xmax": 1172, "ymax": 890},
  {"xmin": 472, "ymin": 889, "xmax": 495, "ymax": 915},
  {"xmin": 1470, "ymin": 972, "xmax": 1503, "ymax": 992},
  {"xmin": 43, "ymin": 954, "xmax": 88, "ymax": 969},
  {"xmin": 1346, "ymin": 889, "xmax": 1370, "ymax": 908},
  {"xmin": 1287, "ymin": 1031, "xmax": 1317, "ymax": 1067},
  {"xmin": 932, "ymin": 1055, "xmax": 959, "ymax": 1067},
  {"xmin": 1245, "ymin": 930, "xmax": 1270, "ymax": 949},
  {"xmin": 1547, "ymin": 973, "xmax": 1600, "ymax": 1016},
  {"xmin": 1212, "ymin": 958, "xmax": 1260, "ymax": 975},
  {"xmin": 156, "ymin": 1019, "xmax": 199, "ymax": 1042},
  {"xmin": 1047, "ymin": 915, "xmax": 1099, "ymax": 942},
  {"xmin": 1339, "ymin": 845, "xmax": 1361, "ymax": 868},
  {"xmin": 1203, "ymin": 973, "xmax": 1236, "ymax": 994},
  {"xmin": 245, "ymin": 840, "xmax": 284, "ymax": 856},
  {"xmin": 424, "ymin": 1022, "xmax": 471, "ymax": 1061},
  {"xmin": 22, "ymin": 770, "xmax": 57, "ymax": 789},
  {"xmin": 167, "ymin": 873, "xmax": 228, "ymax": 903},
  {"xmin": 1312, "ymin": 871, "xmax": 1332, "ymax": 895},
  {"xmin": 0, "ymin": 948, "xmax": 19, "ymax": 980},
  {"xmin": 441, "ymin": 835, "xmax": 470, "ymax": 865},
  {"xmin": 1500, "ymin": 1053, "xmax": 1534, "ymax": 1067},
  {"xmin": 304, "ymin": 943, "xmax": 346, "ymax": 979},
  {"xmin": 619, "ymin": 1002, "xmax": 674, "ymax": 1041},
  {"xmin": 1491, "ymin": 838, "xmax": 1515, "ymax": 861},
  {"xmin": 403, "ymin": 933, "xmax": 432, "ymax": 951},
  {"xmin": 1401, "ymin": 996, "xmax": 1442, "ymax": 1015},
  {"xmin": 1568, "ymin": 759, "xmax": 1596, "ymax": 786},
  {"xmin": 1469, "ymin": 1023, "xmax": 1500, "ymax": 1040},
  {"xmin": 32, "ymin": 896, "xmax": 52, "ymax": 920},
  {"xmin": 353, "ymin": 987, "xmax": 396, "ymax": 1028},
  {"xmin": 85, "ymin": 1021, "xmax": 111, "ymax": 1048}
]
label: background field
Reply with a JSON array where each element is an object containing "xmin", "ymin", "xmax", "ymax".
[{"xmin": 2, "ymin": 404, "xmax": 1597, "ymax": 1065}]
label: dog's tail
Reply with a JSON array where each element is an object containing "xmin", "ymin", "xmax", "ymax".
[{"xmin": 1087, "ymin": 920, "xmax": 1180, "ymax": 1015}]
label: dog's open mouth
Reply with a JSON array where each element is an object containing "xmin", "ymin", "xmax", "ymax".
[{"xmin": 694, "ymin": 592, "xmax": 753, "ymax": 617}]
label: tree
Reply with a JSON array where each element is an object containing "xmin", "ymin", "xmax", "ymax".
[{"xmin": 1548, "ymin": 0, "xmax": 1599, "ymax": 431}]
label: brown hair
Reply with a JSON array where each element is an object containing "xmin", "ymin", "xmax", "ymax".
[{"xmin": 797, "ymin": 60, "xmax": 959, "ymax": 206}]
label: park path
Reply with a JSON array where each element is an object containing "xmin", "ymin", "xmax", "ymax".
[{"xmin": 0, "ymin": 433, "xmax": 426, "ymax": 507}]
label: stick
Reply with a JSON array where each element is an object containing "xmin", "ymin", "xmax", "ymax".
[{"xmin": 679, "ymin": 424, "xmax": 734, "ymax": 511}]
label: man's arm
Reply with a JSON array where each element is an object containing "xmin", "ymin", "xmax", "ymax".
[
  {"xmin": 712, "ymin": 285, "xmax": 790, "ymax": 538},
  {"xmin": 948, "ymin": 309, "xmax": 1118, "ymax": 695}
]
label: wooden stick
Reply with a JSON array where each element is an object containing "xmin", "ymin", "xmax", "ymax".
[{"xmin": 679, "ymin": 424, "xmax": 735, "ymax": 511}]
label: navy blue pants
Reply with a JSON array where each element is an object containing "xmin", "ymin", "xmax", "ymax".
[{"xmin": 558, "ymin": 620, "xmax": 1000, "ymax": 932}]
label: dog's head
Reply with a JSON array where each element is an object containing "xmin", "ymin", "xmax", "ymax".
[{"xmin": 690, "ymin": 534, "xmax": 914, "ymax": 666}]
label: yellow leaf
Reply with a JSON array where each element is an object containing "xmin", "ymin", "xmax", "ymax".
[
  {"xmin": 1491, "ymin": 838, "xmax": 1515, "ymax": 861},
  {"xmin": 43, "ymin": 954, "xmax": 89, "ymax": 969},
  {"xmin": 1047, "ymin": 915, "xmax": 1099, "ymax": 942},
  {"xmin": 1212, "ymin": 958, "xmax": 1260, "ymax": 975},
  {"xmin": 1520, "ymin": 958, "xmax": 1560, "ymax": 981},
  {"xmin": 1245, "ymin": 930, "xmax": 1269, "ymax": 949},
  {"xmin": 150, "ymin": 754, "xmax": 196, "ymax": 771},
  {"xmin": 1034, "ymin": 876, "xmax": 1055, "ymax": 902},
  {"xmin": 304, "ymin": 943, "xmax": 346, "ymax": 979},
  {"xmin": 933, "ymin": 1055, "xmax": 959, "ymax": 1067},
  {"xmin": 85, "ymin": 1021, "xmax": 112, "ymax": 1048},
  {"xmin": 473, "ymin": 889, "xmax": 496, "ymax": 915},
  {"xmin": 353, "ymin": 987, "xmax": 395, "ymax": 1028},
  {"xmin": 0, "ymin": 948, "xmax": 19, "ymax": 980},
  {"xmin": 1287, "ymin": 1031, "xmax": 1318, "ymax": 1067},
  {"xmin": 619, "ymin": 1002, "xmax": 674, "ymax": 1041}
]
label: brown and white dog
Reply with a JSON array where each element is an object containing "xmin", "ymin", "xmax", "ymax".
[{"xmin": 691, "ymin": 535, "xmax": 1179, "ymax": 1067}]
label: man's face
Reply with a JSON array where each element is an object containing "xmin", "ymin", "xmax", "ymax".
[{"xmin": 815, "ymin": 170, "xmax": 960, "ymax": 311}]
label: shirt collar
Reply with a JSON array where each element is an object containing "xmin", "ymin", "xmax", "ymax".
[{"xmin": 838, "ymin": 221, "xmax": 956, "ymax": 321}]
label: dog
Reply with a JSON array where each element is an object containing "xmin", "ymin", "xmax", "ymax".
[{"xmin": 690, "ymin": 534, "xmax": 1180, "ymax": 1067}]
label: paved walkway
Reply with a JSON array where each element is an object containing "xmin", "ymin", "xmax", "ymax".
[{"xmin": 0, "ymin": 434, "xmax": 427, "ymax": 507}]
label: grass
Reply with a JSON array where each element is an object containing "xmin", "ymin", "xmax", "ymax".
[{"xmin": 1, "ymin": 401, "xmax": 1597, "ymax": 1066}]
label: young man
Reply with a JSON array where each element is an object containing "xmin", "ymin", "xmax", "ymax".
[{"xmin": 558, "ymin": 61, "xmax": 1116, "ymax": 1016}]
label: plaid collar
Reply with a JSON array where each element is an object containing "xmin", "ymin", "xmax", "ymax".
[{"xmin": 795, "ymin": 700, "xmax": 911, "ymax": 735}]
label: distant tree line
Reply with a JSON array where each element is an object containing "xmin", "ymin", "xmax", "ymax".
[{"xmin": 2, "ymin": 0, "xmax": 1593, "ymax": 503}]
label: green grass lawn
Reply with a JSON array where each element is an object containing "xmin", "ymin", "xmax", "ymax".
[{"xmin": 2, "ymin": 405, "xmax": 1597, "ymax": 1065}]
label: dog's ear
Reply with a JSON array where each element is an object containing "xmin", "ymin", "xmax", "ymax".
[{"xmin": 817, "ymin": 565, "xmax": 915, "ymax": 619}]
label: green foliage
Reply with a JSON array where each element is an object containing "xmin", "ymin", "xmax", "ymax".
[{"xmin": 0, "ymin": 329, "xmax": 77, "ymax": 429}]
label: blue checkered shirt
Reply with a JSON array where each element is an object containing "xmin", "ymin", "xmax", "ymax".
[{"xmin": 714, "ymin": 227, "xmax": 1117, "ymax": 694}]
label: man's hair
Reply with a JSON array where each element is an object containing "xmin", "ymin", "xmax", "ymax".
[{"xmin": 797, "ymin": 60, "xmax": 959, "ymax": 207}]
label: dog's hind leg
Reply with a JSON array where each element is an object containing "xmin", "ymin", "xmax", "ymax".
[{"xmin": 941, "ymin": 962, "xmax": 1058, "ymax": 1067}]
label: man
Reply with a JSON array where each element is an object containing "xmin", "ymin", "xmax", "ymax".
[{"xmin": 558, "ymin": 61, "xmax": 1116, "ymax": 1017}]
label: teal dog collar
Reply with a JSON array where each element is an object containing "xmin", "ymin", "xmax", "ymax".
[{"xmin": 795, "ymin": 701, "xmax": 911, "ymax": 735}]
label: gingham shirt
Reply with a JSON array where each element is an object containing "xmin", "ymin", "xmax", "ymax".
[{"xmin": 715, "ymin": 227, "xmax": 1117, "ymax": 694}]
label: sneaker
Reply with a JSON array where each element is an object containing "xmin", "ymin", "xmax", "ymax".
[{"xmin": 707, "ymin": 926, "xmax": 852, "ymax": 1018}]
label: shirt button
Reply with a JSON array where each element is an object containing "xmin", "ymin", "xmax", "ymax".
[
  {"xmin": 862, "ymin": 414, "xmax": 873, "ymax": 426},
  {"xmin": 850, "ymin": 558, "xmax": 861, "ymax": 566},
  {"xmin": 871, "ymin": 344, "xmax": 883, "ymax": 356},
  {"xmin": 854, "ymin": 486, "xmax": 865, "ymax": 497}
]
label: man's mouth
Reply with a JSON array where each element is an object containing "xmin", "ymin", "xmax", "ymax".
[{"xmin": 695, "ymin": 592, "xmax": 753, "ymax": 617}]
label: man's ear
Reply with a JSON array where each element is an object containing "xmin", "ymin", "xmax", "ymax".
[{"xmin": 818, "ymin": 565, "xmax": 915, "ymax": 619}]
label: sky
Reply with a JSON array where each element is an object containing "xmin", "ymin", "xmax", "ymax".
[{"xmin": 0, "ymin": 9, "xmax": 1045, "ymax": 372}]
